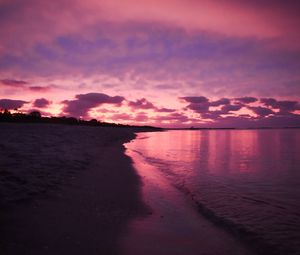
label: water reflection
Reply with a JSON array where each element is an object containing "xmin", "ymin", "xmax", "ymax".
[
  {"xmin": 127, "ymin": 129, "xmax": 300, "ymax": 254},
  {"xmin": 133, "ymin": 129, "xmax": 300, "ymax": 180}
]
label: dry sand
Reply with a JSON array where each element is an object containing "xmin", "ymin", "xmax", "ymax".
[{"xmin": 0, "ymin": 123, "xmax": 147, "ymax": 255}]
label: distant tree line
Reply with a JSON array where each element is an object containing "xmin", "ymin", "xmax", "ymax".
[{"xmin": 0, "ymin": 109, "xmax": 161, "ymax": 130}]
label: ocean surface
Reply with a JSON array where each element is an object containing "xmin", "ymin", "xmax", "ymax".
[{"xmin": 127, "ymin": 129, "xmax": 300, "ymax": 255}]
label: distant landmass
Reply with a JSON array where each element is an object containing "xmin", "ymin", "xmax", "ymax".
[{"xmin": 0, "ymin": 109, "xmax": 162, "ymax": 130}]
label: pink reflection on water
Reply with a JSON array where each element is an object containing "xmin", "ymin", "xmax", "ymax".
[
  {"xmin": 128, "ymin": 130, "xmax": 300, "ymax": 179},
  {"xmin": 123, "ymin": 129, "xmax": 300, "ymax": 255},
  {"xmin": 122, "ymin": 136, "xmax": 254, "ymax": 255}
]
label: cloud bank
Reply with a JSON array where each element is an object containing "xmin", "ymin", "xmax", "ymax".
[{"xmin": 2, "ymin": 93, "xmax": 300, "ymax": 128}]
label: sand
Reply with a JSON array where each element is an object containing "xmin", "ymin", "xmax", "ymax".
[{"xmin": 0, "ymin": 123, "xmax": 147, "ymax": 255}]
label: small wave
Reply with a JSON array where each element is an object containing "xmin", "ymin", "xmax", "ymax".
[
  {"xmin": 175, "ymin": 184, "xmax": 293, "ymax": 255},
  {"xmin": 129, "ymin": 147, "xmax": 300, "ymax": 255},
  {"xmin": 137, "ymin": 136, "xmax": 150, "ymax": 140},
  {"xmin": 241, "ymin": 196, "xmax": 271, "ymax": 205}
]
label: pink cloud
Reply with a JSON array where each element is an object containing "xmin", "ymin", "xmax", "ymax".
[
  {"xmin": 155, "ymin": 107, "xmax": 176, "ymax": 113},
  {"xmin": 133, "ymin": 112, "xmax": 149, "ymax": 122},
  {"xmin": 1, "ymin": 0, "xmax": 299, "ymax": 56},
  {"xmin": 94, "ymin": 0, "xmax": 300, "ymax": 41},
  {"xmin": 0, "ymin": 2, "xmax": 299, "ymax": 128},
  {"xmin": 1, "ymin": 2, "xmax": 299, "ymax": 101},
  {"xmin": 110, "ymin": 113, "xmax": 133, "ymax": 121},
  {"xmin": 153, "ymin": 112, "xmax": 194, "ymax": 126},
  {"xmin": 62, "ymin": 92, "xmax": 124, "ymax": 118}
]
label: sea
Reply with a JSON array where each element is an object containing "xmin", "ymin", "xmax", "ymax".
[{"xmin": 126, "ymin": 129, "xmax": 300, "ymax": 255}]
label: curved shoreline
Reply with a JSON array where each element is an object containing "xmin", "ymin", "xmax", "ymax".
[{"xmin": 123, "ymin": 133, "xmax": 255, "ymax": 255}]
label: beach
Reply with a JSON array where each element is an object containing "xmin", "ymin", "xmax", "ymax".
[
  {"xmin": 0, "ymin": 123, "xmax": 147, "ymax": 255},
  {"xmin": 1, "ymin": 124, "xmax": 274, "ymax": 255}
]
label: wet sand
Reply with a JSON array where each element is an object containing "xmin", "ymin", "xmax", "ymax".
[{"xmin": 122, "ymin": 142, "xmax": 255, "ymax": 255}]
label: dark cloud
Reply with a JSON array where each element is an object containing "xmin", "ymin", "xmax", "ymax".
[
  {"xmin": 128, "ymin": 98, "xmax": 175, "ymax": 113},
  {"xmin": 33, "ymin": 98, "xmax": 51, "ymax": 108},
  {"xmin": 0, "ymin": 79, "xmax": 53, "ymax": 93},
  {"xmin": 181, "ymin": 96, "xmax": 300, "ymax": 127},
  {"xmin": 276, "ymin": 101, "xmax": 300, "ymax": 112},
  {"xmin": 0, "ymin": 79, "xmax": 27, "ymax": 87},
  {"xmin": 62, "ymin": 93, "xmax": 124, "ymax": 118},
  {"xmin": 220, "ymin": 104, "xmax": 243, "ymax": 113},
  {"xmin": 260, "ymin": 98, "xmax": 277, "ymax": 107},
  {"xmin": 235, "ymin": 97, "xmax": 258, "ymax": 104},
  {"xmin": 187, "ymin": 102, "xmax": 210, "ymax": 113},
  {"xmin": 180, "ymin": 96, "xmax": 210, "ymax": 113},
  {"xmin": 182, "ymin": 96, "xmax": 241, "ymax": 115},
  {"xmin": 155, "ymin": 107, "xmax": 176, "ymax": 113},
  {"xmin": 210, "ymin": 98, "xmax": 230, "ymax": 106},
  {"xmin": 200, "ymin": 104, "xmax": 243, "ymax": 119},
  {"xmin": 0, "ymin": 98, "xmax": 28, "ymax": 109},
  {"xmin": 200, "ymin": 111, "xmax": 222, "ymax": 120},
  {"xmin": 259, "ymin": 114, "xmax": 300, "ymax": 127},
  {"xmin": 77, "ymin": 93, "xmax": 124, "ymax": 104},
  {"xmin": 260, "ymin": 98, "xmax": 300, "ymax": 112},
  {"xmin": 128, "ymin": 98, "xmax": 155, "ymax": 110},
  {"xmin": 29, "ymin": 86, "xmax": 51, "ymax": 92},
  {"xmin": 209, "ymin": 114, "xmax": 300, "ymax": 129},
  {"xmin": 248, "ymin": 106, "xmax": 274, "ymax": 117},
  {"xmin": 180, "ymin": 96, "xmax": 209, "ymax": 104}
]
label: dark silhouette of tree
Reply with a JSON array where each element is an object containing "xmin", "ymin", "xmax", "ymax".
[
  {"xmin": 0, "ymin": 109, "xmax": 161, "ymax": 130},
  {"xmin": 29, "ymin": 111, "xmax": 41, "ymax": 118}
]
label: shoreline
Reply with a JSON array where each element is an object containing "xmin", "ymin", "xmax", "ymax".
[
  {"xmin": 0, "ymin": 123, "xmax": 261, "ymax": 255},
  {"xmin": 122, "ymin": 135, "xmax": 254, "ymax": 255},
  {"xmin": 0, "ymin": 123, "xmax": 147, "ymax": 255}
]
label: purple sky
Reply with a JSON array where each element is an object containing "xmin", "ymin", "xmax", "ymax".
[{"xmin": 1, "ymin": 0, "xmax": 300, "ymax": 127}]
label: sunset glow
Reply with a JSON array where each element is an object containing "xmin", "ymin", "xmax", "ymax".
[{"xmin": 1, "ymin": 0, "xmax": 300, "ymax": 127}]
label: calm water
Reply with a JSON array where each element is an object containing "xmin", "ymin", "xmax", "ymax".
[{"xmin": 127, "ymin": 129, "xmax": 300, "ymax": 255}]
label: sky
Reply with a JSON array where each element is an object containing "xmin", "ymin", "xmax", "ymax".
[{"xmin": 1, "ymin": 0, "xmax": 300, "ymax": 128}]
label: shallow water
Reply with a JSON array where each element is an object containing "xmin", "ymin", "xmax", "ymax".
[
  {"xmin": 126, "ymin": 129, "xmax": 300, "ymax": 255},
  {"xmin": 123, "ymin": 147, "xmax": 254, "ymax": 255}
]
